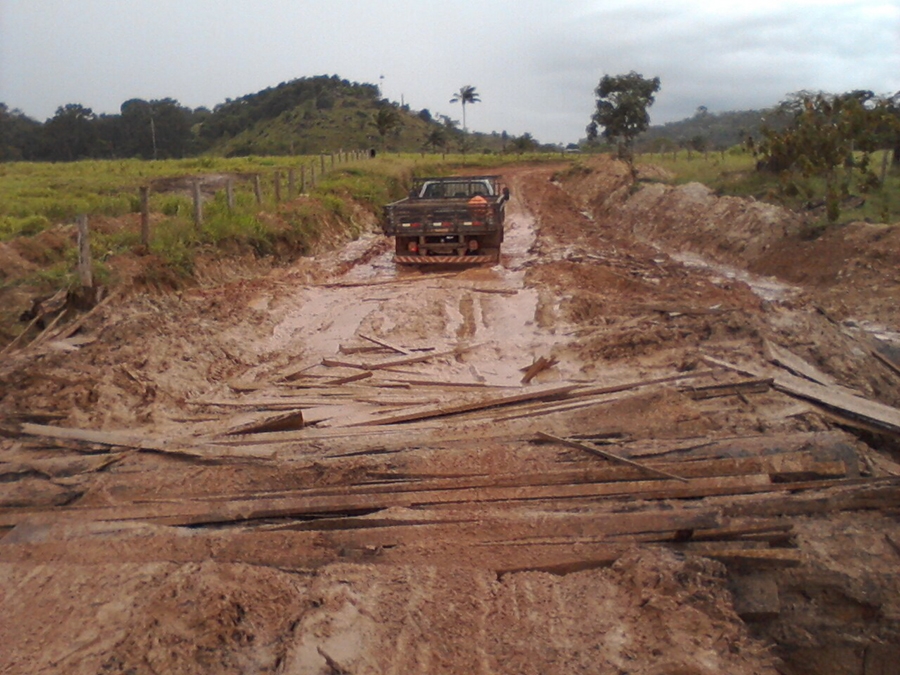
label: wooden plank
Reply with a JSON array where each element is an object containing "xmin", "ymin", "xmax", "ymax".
[
  {"xmin": 0, "ymin": 474, "xmax": 775, "ymax": 531},
  {"xmin": 536, "ymin": 432, "xmax": 688, "ymax": 482},
  {"xmin": 16, "ymin": 423, "xmax": 259, "ymax": 461},
  {"xmin": 873, "ymin": 349, "xmax": 900, "ymax": 377},
  {"xmin": 348, "ymin": 383, "xmax": 579, "ymax": 427},
  {"xmin": 520, "ymin": 356, "xmax": 557, "ymax": 384},
  {"xmin": 700, "ymin": 355, "xmax": 766, "ymax": 378},
  {"xmin": 379, "ymin": 378, "xmax": 500, "ymax": 388},
  {"xmin": 686, "ymin": 548, "xmax": 802, "ymax": 568},
  {"xmin": 224, "ymin": 410, "xmax": 304, "ymax": 435},
  {"xmin": 765, "ymin": 340, "xmax": 839, "ymax": 386},
  {"xmin": 358, "ymin": 333, "xmax": 411, "ymax": 355},
  {"xmin": 325, "ymin": 371, "xmax": 373, "ymax": 385},
  {"xmin": 466, "ymin": 286, "xmax": 518, "ymax": 295},
  {"xmin": 47, "ymin": 287, "xmax": 121, "ymax": 344},
  {"xmin": 322, "ymin": 357, "xmax": 368, "ymax": 370},
  {"xmin": 683, "ymin": 378, "xmax": 772, "ymax": 400},
  {"xmin": 364, "ymin": 346, "xmax": 469, "ymax": 371},
  {"xmin": 568, "ymin": 369, "xmax": 717, "ymax": 398},
  {"xmin": 773, "ymin": 371, "xmax": 900, "ymax": 434}
]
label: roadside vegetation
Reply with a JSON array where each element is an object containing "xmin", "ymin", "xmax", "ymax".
[
  {"xmin": 635, "ymin": 145, "xmax": 899, "ymax": 229},
  {"xmin": 0, "ymin": 152, "xmax": 561, "ymax": 343}
]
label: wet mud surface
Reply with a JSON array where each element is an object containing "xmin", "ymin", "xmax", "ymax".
[{"xmin": 2, "ymin": 158, "xmax": 899, "ymax": 675}]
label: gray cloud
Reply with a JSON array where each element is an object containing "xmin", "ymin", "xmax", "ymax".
[{"xmin": 1, "ymin": 0, "xmax": 897, "ymax": 145}]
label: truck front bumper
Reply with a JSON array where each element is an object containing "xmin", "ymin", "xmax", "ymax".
[{"xmin": 394, "ymin": 254, "xmax": 498, "ymax": 265}]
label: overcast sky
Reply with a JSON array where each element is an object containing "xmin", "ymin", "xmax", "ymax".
[{"xmin": 1, "ymin": 0, "xmax": 898, "ymax": 144}]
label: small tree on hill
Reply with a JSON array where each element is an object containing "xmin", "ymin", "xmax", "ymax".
[
  {"xmin": 589, "ymin": 71, "xmax": 661, "ymax": 176},
  {"xmin": 372, "ymin": 107, "xmax": 400, "ymax": 150},
  {"xmin": 425, "ymin": 127, "xmax": 448, "ymax": 155}
]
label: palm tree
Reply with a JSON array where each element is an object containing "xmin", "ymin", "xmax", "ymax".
[
  {"xmin": 450, "ymin": 85, "xmax": 480, "ymax": 135},
  {"xmin": 372, "ymin": 107, "xmax": 400, "ymax": 150}
]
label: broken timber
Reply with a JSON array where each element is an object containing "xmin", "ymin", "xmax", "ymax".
[
  {"xmin": 520, "ymin": 356, "xmax": 558, "ymax": 384},
  {"xmin": 349, "ymin": 383, "xmax": 579, "ymax": 426},
  {"xmin": 536, "ymin": 432, "xmax": 689, "ymax": 482}
]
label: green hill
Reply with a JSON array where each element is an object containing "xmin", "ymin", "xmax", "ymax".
[{"xmin": 637, "ymin": 107, "xmax": 792, "ymax": 152}]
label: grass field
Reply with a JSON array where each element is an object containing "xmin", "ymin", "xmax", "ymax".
[
  {"xmin": 0, "ymin": 152, "xmax": 563, "ymax": 341},
  {"xmin": 637, "ymin": 148, "xmax": 900, "ymax": 227}
]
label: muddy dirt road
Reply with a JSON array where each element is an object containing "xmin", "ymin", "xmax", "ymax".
[{"xmin": 2, "ymin": 158, "xmax": 900, "ymax": 675}]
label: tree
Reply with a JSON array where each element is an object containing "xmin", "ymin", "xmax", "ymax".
[
  {"xmin": 42, "ymin": 104, "xmax": 98, "ymax": 161},
  {"xmin": 450, "ymin": 85, "xmax": 480, "ymax": 133},
  {"xmin": 510, "ymin": 132, "xmax": 537, "ymax": 154},
  {"xmin": 425, "ymin": 127, "xmax": 447, "ymax": 154},
  {"xmin": 756, "ymin": 90, "xmax": 894, "ymax": 222},
  {"xmin": 589, "ymin": 71, "xmax": 661, "ymax": 175},
  {"xmin": 0, "ymin": 104, "xmax": 41, "ymax": 161},
  {"xmin": 372, "ymin": 106, "xmax": 400, "ymax": 149},
  {"xmin": 450, "ymin": 85, "xmax": 480, "ymax": 154}
]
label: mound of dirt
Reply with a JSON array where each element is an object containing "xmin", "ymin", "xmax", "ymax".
[{"xmin": 567, "ymin": 157, "xmax": 900, "ymax": 331}]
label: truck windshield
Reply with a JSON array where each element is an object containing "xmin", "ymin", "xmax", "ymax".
[{"xmin": 420, "ymin": 181, "xmax": 493, "ymax": 199}]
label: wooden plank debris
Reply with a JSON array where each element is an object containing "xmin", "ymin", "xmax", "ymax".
[
  {"xmin": 536, "ymin": 432, "xmax": 689, "ymax": 482},
  {"xmin": 764, "ymin": 340, "xmax": 839, "ymax": 387},
  {"xmin": 358, "ymin": 333, "xmax": 411, "ymax": 355},
  {"xmin": 325, "ymin": 371, "xmax": 373, "ymax": 386},
  {"xmin": 224, "ymin": 410, "xmax": 305, "ymax": 435},
  {"xmin": 520, "ymin": 356, "xmax": 558, "ymax": 384},
  {"xmin": 19, "ymin": 423, "xmax": 206, "ymax": 458},
  {"xmin": 872, "ymin": 349, "xmax": 900, "ymax": 377},
  {"xmin": 682, "ymin": 378, "xmax": 773, "ymax": 400},
  {"xmin": 700, "ymin": 355, "xmax": 765, "ymax": 378},
  {"xmin": 349, "ymin": 383, "xmax": 579, "ymax": 427},
  {"xmin": 772, "ymin": 371, "xmax": 900, "ymax": 435},
  {"xmin": 322, "ymin": 346, "xmax": 469, "ymax": 372},
  {"xmin": 364, "ymin": 346, "xmax": 471, "ymax": 371}
]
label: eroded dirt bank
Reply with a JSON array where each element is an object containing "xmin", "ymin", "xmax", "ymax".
[{"xmin": 1, "ymin": 158, "xmax": 899, "ymax": 675}]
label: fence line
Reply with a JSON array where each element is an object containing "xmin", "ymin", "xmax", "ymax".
[{"xmin": 76, "ymin": 150, "xmax": 373, "ymax": 256}]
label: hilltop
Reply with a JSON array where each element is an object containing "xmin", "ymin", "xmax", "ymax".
[{"xmin": 0, "ymin": 75, "xmax": 538, "ymax": 161}]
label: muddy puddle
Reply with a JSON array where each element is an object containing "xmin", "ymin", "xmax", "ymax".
[{"xmin": 669, "ymin": 251, "xmax": 801, "ymax": 304}]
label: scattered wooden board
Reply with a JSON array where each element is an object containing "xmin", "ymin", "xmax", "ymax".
[
  {"xmin": 348, "ymin": 383, "xmax": 579, "ymax": 427},
  {"xmin": 521, "ymin": 356, "xmax": 558, "ymax": 384},
  {"xmin": 764, "ymin": 340, "xmax": 839, "ymax": 387},
  {"xmin": 224, "ymin": 410, "xmax": 305, "ymax": 435},
  {"xmin": 772, "ymin": 371, "xmax": 900, "ymax": 435},
  {"xmin": 537, "ymin": 432, "xmax": 689, "ymax": 482},
  {"xmin": 683, "ymin": 378, "xmax": 773, "ymax": 400},
  {"xmin": 358, "ymin": 333, "xmax": 411, "ymax": 355}
]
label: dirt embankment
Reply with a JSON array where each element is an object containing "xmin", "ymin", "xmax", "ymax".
[
  {"xmin": 2, "ymin": 160, "xmax": 900, "ymax": 675},
  {"xmin": 570, "ymin": 161, "xmax": 900, "ymax": 330}
]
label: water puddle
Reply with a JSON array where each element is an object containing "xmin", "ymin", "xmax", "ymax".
[{"xmin": 669, "ymin": 251, "xmax": 801, "ymax": 304}]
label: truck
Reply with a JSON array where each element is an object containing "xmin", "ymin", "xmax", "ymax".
[{"xmin": 382, "ymin": 175, "xmax": 510, "ymax": 264}]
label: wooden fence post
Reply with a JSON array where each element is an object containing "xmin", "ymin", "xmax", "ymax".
[
  {"xmin": 253, "ymin": 175, "xmax": 263, "ymax": 205},
  {"xmin": 226, "ymin": 178, "xmax": 235, "ymax": 211},
  {"xmin": 320, "ymin": 153, "xmax": 326, "ymax": 174},
  {"xmin": 139, "ymin": 186, "xmax": 150, "ymax": 247},
  {"xmin": 300, "ymin": 165, "xmax": 306, "ymax": 194},
  {"xmin": 288, "ymin": 169, "xmax": 296, "ymax": 197},
  {"xmin": 192, "ymin": 180, "xmax": 203, "ymax": 229},
  {"xmin": 76, "ymin": 215, "xmax": 92, "ymax": 289},
  {"xmin": 274, "ymin": 171, "xmax": 282, "ymax": 203}
]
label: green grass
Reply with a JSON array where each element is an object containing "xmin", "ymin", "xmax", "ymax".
[
  {"xmin": 637, "ymin": 148, "xmax": 900, "ymax": 227},
  {"xmin": 0, "ymin": 153, "xmax": 565, "ymax": 294}
]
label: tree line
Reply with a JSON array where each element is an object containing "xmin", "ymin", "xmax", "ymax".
[{"xmin": 0, "ymin": 75, "xmax": 380, "ymax": 162}]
